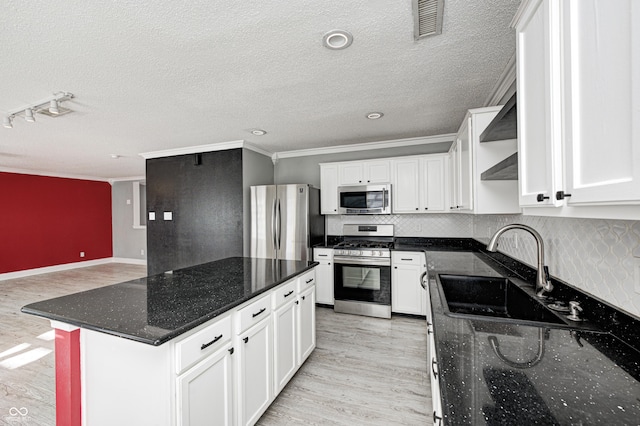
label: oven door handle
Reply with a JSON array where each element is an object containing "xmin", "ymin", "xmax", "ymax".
[{"xmin": 333, "ymin": 256, "xmax": 390, "ymax": 266}]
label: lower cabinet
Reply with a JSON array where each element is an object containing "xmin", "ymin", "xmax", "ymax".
[
  {"xmin": 297, "ymin": 285, "xmax": 316, "ymax": 364},
  {"xmin": 313, "ymin": 248, "xmax": 334, "ymax": 305},
  {"xmin": 391, "ymin": 251, "xmax": 427, "ymax": 315},
  {"xmin": 177, "ymin": 343, "xmax": 233, "ymax": 426},
  {"xmin": 236, "ymin": 317, "xmax": 272, "ymax": 426}
]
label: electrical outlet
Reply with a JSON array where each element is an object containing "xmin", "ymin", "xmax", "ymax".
[
  {"xmin": 80, "ymin": 251, "xmax": 85, "ymax": 258},
  {"xmin": 634, "ymin": 257, "xmax": 640, "ymax": 295},
  {"xmin": 126, "ymin": 199, "xmax": 131, "ymax": 205},
  {"xmin": 141, "ymin": 249, "xmax": 145, "ymax": 256}
]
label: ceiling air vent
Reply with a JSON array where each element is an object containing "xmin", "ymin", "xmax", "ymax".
[{"xmin": 413, "ymin": 0, "xmax": 444, "ymax": 40}]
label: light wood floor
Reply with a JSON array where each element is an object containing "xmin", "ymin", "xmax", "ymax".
[{"xmin": 0, "ymin": 265, "xmax": 429, "ymax": 425}]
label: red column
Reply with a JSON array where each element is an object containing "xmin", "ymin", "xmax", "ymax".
[{"xmin": 55, "ymin": 327, "xmax": 82, "ymax": 426}]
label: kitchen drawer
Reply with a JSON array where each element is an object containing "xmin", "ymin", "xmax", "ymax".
[
  {"xmin": 175, "ymin": 315, "xmax": 231, "ymax": 374},
  {"xmin": 392, "ymin": 251, "xmax": 423, "ymax": 265},
  {"xmin": 236, "ymin": 294, "xmax": 272, "ymax": 334},
  {"xmin": 272, "ymin": 279, "xmax": 297, "ymax": 310},
  {"xmin": 313, "ymin": 248, "xmax": 333, "ymax": 261},
  {"xmin": 296, "ymin": 269, "xmax": 316, "ymax": 293}
]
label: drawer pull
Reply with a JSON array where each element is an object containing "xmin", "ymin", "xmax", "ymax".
[
  {"xmin": 252, "ymin": 307, "xmax": 266, "ymax": 318},
  {"xmin": 302, "ymin": 295, "xmax": 306, "ymax": 300},
  {"xmin": 284, "ymin": 290, "xmax": 294, "ymax": 298},
  {"xmin": 200, "ymin": 334, "xmax": 223, "ymax": 350},
  {"xmin": 431, "ymin": 359, "xmax": 439, "ymax": 379},
  {"xmin": 318, "ymin": 254, "xmax": 328, "ymax": 257},
  {"xmin": 305, "ymin": 278, "xmax": 314, "ymax": 284},
  {"xmin": 433, "ymin": 411, "xmax": 442, "ymax": 426},
  {"xmin": 243, "ymin": 336, "xmax": 249, "ymax": 343},
  {"xmin": 228, "ymin": 347, "xmax": 234, "ymax": 355},
  {"xmin": 401, "ymin": 258, "xmax": 412, "ymax": 261}
]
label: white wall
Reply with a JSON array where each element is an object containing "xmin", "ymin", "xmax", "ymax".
[{"xmin": 112, "ymin": 180, "xmax": 147, "ymax": 262}]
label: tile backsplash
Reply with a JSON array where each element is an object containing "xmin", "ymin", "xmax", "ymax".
[{"xmin": 327, "ymin": 214, "xmax": 640, "ymax": 318}]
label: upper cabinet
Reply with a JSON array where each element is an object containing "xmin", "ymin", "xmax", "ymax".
[
  {"xmin": 320, "ymin": 164, "xmax": 339, "ymax": 214},
  {"xmin": 450, "ymin": 107, "xmax": 521, "ymax": 214},
  {"xmin": 392, "ymin": 155, "xmax": 447, "ymax": 213},
  {"xmin": 514, "ymin": 0, "xmax": 640, "ymax": 217},
  {"xmin": 338, "ymin": 160, "xmax": 391, "ymax": 185}
]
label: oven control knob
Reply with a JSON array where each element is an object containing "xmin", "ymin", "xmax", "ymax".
[
  {"xmin": 350, "ymin": 250, "xmax": 360, "ymax": 256},
  {"xmin": 372, "ymin": 250, "xmax": 380, "ymax": 257}
]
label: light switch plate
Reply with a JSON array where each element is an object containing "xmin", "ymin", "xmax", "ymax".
[
  {"xmin": 149, "ymin": 212, "xmax": 156, "ymax": 221},
  {"xmin": 164, "ymin": 211, "xmax": 173, "ymax": 221}
]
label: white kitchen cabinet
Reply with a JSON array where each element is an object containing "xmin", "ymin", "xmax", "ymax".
[
  {"xmin": 392, "ymin": 155, "xmax": 447, "ymax": 213},
  {"xmin": 338, "ymin": 159, "xmax": 391, "ymax": 185},
  {"xmin": 272, "ymin": 296, "xmax": 297, "ymax": 395},
  {"xmin": 561, "ymin": 0, "xmax": 640, "ymax": 206},
  {"xmin": 451, "ymin": 108, "xmax": 520, "ymax": 214},
  {"xmin": 391, "ymin": 251, "xmax": 426, "ymax": 315},
  {"xmin": 313, "ymin": 248, "xmax": 334, "ymax": 305},
  {"xmin": 392, "ymin": 157, "xmax": 421, "ymax": 212},
  {"xmin": 514, "ymin": 0, "xmax": 564, "ymax": 207},
  {"xmin": 297, "ymin": 285, "xmax": 316, "ymax": 364},
  {"xmin": 177, "ymin": 343, "xmax": 233, "ymax": 426},
  {"xmin": 320, "ymin": 164, "xmax": 339, "ymax": 214},
  {"xmin": 448, "ymin": 140, "xmax": 461, "ymax": 210},
  {"xmin": 514, "ymin": 0, "xmax": 640, "ymax": 215},
  {"xmin": 236, "ymin": 317, "xmax": 272, "ymax": 426}
]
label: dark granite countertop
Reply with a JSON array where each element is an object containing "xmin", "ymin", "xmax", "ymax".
[
  {"xmin": 424, "ymin": 250, "xmax": 640, "ymax": 425},
  {"xmin": 22, "ymin": 257, "xmax": 317, "ymax": 346}
]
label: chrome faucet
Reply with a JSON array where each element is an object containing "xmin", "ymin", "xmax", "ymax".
[{"xmin": 486, "ymin": 224, "xmax": 553, "ymax": 298}]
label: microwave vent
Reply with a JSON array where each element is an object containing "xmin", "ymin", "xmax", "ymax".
[{"xmin": 413, "ymin": 0, "xmax": 445, "ymax": 40}]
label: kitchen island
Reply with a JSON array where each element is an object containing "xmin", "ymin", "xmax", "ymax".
[
  {"xmin": 22, "ymin": 257, "xmax": 318, "ymax": 426},
  {"xmin": 394, "ymin": 238, "xmax": 640, "ymax": 425}
]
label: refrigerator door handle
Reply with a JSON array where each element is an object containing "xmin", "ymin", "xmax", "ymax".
[
  {"xmin": 276, "ymin": 199, "xmax": 282, "ymax": 251},
  {"xmin": 272, "ymin": 198, "xmax": 278, "ymax": 251}
]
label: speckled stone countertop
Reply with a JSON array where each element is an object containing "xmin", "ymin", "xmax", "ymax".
[
  {"xmin": 418, "ymin": 247, "xmax": 640, "ymax": 425},
  {"xmin": 22, "ymin": 257, "xmax": 317, "ymax": 346}
]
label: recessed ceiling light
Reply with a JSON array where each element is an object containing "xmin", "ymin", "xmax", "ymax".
[
  {"xmin": 110, "ymin": 154, "xmax": 120, "ymax": 159},
  {"xmin": 366, "ymin": 112, "xmax": 384, "ymax": 120},
  {"xmin": 250, "ymin": 129, "xmax": 267, "ymax": 136},
  {"xmin": 322, "ymin": 30, "xmax": 353, "ymax": 50}
]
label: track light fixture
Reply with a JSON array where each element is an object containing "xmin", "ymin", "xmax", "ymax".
[{"xmin": 2, "ymin": 92, "xmax": 74, "ymax": 129}]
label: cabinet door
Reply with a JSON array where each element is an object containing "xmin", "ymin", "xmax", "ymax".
[
  {"xmin": 457, "ymin": 118, "xmax": 474, "ymax": 211},
  {"xmin": 449, "ymin": 141, "xmax": 460, "ymax": 210},
  {"xmin": 237, "ymin": 319, "xmax": 272, "ymax": 426},
  {"xmin": 320, "ymin": 164, "xmax": 339, "ymax": 214},
  {"xmin": 297, "ymin": 286, "xmax": 316, "ymax": 365},
  {"xmin": 338, "ymin": 163, "xmax": 364, "ymax": 185},
  {"xmin": 392, "ymin": 157, "xmax": 421, "ymax": 213},
  {"xmin": 177, "ymin": 345, "xmax": 232, "ymax": 426},
  {"xmin": 392, "ymin": 263, "xmax": 424, "ymax": 315},
  {"xmin": 562, "ymin": 0, "xmax": 640, "ymax": 205},
  {"xmin": 421, "ymin": 156, "xmax": 446, "ymax": 212},
  {"xmin": 516, "ymin": 0, "xmax": 564, "ymax": 207},
  {"xmin": 314, "ymin": 260, "xmax": 334, "ymax": 305},
  {"xmin": 273, "ymin": 301, "xmax": 297, "ymax": 394},
  {"xmin": 364, "ymin": 160, "xmax": 391, "ymax": 183}
]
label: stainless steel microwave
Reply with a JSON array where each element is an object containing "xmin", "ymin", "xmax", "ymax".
[{"xmin": 338, "ymin": 184, "xmax": 392, "ymax": 214}]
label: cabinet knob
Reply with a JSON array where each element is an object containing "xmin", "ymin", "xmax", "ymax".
[
  {"xmin": 536, "ymin": 193, "xmax": 550, "ymax": 202},
  {"xmin": 243, "ymin": 337, "xmax": 249, "ymax": 344},
  {"xmin": 424, "ymin": 207, "xmax": 428, "ymax": 210},
  {"xmin": 556, "ymin": 191, "xmax": 572, "ymax": 200},
  {"xmin": 415, "ymin": 207, "xmax": 418, "ymax": 210}
]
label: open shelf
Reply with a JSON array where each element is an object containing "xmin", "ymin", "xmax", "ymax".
[
  {"xmin": 479, "ymin": 93, "xmax": 517, "ymax": 143},
  {"xmin": 481, "ymin": 153, "xmax": 518, "ymax": 181}
]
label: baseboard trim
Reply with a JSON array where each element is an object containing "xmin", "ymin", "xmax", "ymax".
[{"xmin": 0, "ymin": 258, "xmax": 147, "ymax": 281}]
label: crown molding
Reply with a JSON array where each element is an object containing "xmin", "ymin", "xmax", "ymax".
[
  {"xmin": 0, "ymin": 167, "xmax": 111, "ymax": 182},
  {"xmin": 139, "ymin": 140, "xmax": 274, "ymax": 160},
  {"xmin": 484, "ymin": 53, "xmax": 516, "ymax": 107},
  {"xmin": 274, "ymin": 134, "xmax": 456, "ymax": 160}
]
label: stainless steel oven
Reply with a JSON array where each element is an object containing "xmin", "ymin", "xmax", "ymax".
[
  {"xmin": 333, "ymin": 224, "xmax": 393, "ymax": 319},
  {"xmin": 338, "ymin": 184, "xmax": 391, "ymax": 215}
]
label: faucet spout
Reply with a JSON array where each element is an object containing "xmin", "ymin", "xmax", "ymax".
[{"xmin": 486, "ymin": 224, "xmax": 553, "ymax": 298}]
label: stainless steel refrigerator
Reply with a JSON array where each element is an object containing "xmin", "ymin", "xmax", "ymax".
[{"xmin": 250, "ymin": 184, "xmax": 324, "ymax": 261}]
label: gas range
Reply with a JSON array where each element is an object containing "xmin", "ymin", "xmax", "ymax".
[{"xmin": 333, "ymin": 224, "xmax": 394, "ymax": 260}]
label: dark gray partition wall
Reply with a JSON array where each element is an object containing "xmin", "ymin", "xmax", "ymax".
[{"xmin": 146, "ymin": 149, "xmax": 247, "ymax": 275}]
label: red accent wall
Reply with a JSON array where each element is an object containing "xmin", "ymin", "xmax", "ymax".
[{"xmin": 0, "ymin": 172, "xmax": 113, "ymax": 273}]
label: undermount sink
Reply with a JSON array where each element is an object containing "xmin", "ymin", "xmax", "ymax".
[{"xmin": 437, "ymin": 274, "xmax": 565, "ymax": 326}]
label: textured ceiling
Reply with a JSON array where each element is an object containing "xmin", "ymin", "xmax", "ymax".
[{"xmin": 0, "ymin": 0, "xmax": 521, "ymax": 179}]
